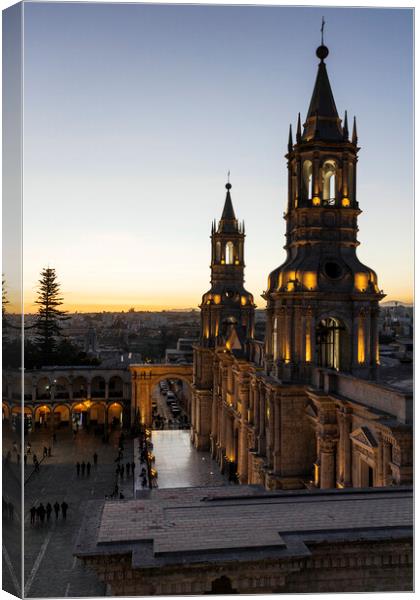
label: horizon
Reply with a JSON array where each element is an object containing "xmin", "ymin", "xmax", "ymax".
[{"xmin": 3, "ymin": 4, "xmax": 414, "ymax": 313}]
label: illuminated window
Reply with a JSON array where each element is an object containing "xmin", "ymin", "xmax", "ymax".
[
  {"xmin": 303, "ymin": 160, "xmax": 313, "ymax": 200},
  {"xmin": 225, "ymin": 241, "xmax": 234, "ymax": 264},
  {"xmin": 216, "ymin": 241, "xmax": 221, "ymax": 262},
  {"xmin": 322, "ymin": 160, "xmax": 337, "ymax": 205}
]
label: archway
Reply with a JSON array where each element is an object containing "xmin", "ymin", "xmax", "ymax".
[
  {"xmin": 12, "ymin": 406, "xmax": 33, "ymax": 433},
  {"xmin": 109, "ymin": 376, "xmax": 124, "ymax": 398},
  {"xmin": 208, "ymin": 576, "xmax": 237, "ymax": 594},
  {"xmin": 72, "ymin": 402, "xmax": 88, "ymax": 429},
  {"xmin": 34, "ymin": 405, "xmax": 52, "ymax": 429},
  {"xmin": 108, "ymin": 402, "xmax": 123, "ymax": 429},
  {"xmin": 55, "ymin": 377, "xmax": 70, "ymax": 400},
  {"xmin": 91, "ymin": 376, "xmax": 106, "ymax": 398},
  {"xmin": 53, "ymin": 404, "xmax": 71, "ymax": 428},
  {"xmin": 36, "ymin": 377, "xmax": 51, "ymax": 400},
  {"xmin": 73, "ymin": 376, "xmax": 88, "ymax": 399},
  {"xmin": 130, "ymin": 365, "xmax": 193, "ymax": 428}
]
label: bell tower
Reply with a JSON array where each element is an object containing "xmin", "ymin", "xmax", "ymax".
[
  {"xmin": 264, "ymin": 42, "xmax": 385, "ymax": 382},
  {"xmin": 199, "ymin": 179, "xmax": 255, "ymax": 347}
]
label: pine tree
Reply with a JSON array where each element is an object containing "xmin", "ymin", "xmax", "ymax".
[{"xmin": 34, "ymin": 267, "xmax": 69, "ymax": 365}]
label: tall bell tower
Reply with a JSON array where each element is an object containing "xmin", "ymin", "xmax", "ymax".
[
  {"xmin": 264, "ymin": 42, "xmax": 385, "ymax": 382},
  {"xmin": 199, "ymin": 180, "xmax": 255, "ymax": 347},
  {"xmin": 191, "ymin": 179, "xmax": 255, "ymax": 450}
]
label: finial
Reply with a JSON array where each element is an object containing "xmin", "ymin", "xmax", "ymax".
[
  {"xmin": 343, "ymin": 110, "xmax": 349, "ymax": 139},
  {"xmin": 296, "ymin": 112, "xmax": 302, "ymax": 143},
  {"xmin": 226, "ymin": 170, "xmax": 232, "ymax": 190},
  {"xmin": 288, "ymin": 124, "xmax": 293, "ymax": 152},
  {"xmin": 352, "ymin": 116, "xmax": 358, "ymax": 144},
  {"xmin": 316, "ymin": 16, "xmax": 329, "ymax": 62}
]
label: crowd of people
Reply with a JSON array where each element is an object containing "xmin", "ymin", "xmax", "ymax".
[{"xmin": 29, "ymin": 501, "xmax": 68, "ymax": 525}]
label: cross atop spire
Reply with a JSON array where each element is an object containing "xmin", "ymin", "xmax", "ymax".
[
  {"xmin": 321, "ymin": 16, "xmax": 325, "ymax": 46},
  {"xmin": 219, "ymin": 177, "xmax": 238, "ymax": 232}
]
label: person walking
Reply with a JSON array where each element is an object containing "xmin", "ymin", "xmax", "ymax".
[
  {"xmin": 17, "ymin": 453, "xmax": 20, "ymax": 464},
  {"xmin": 93, "ymin": 452, "xmax": 98, "ymax": 466},
  {"xmin": 30, "ymin": 506, "xmax": 36, "ymax": 525},
  {"xmin": 61, "ymin": 501, "xmax": 68, "ymax": 520},
  {"xmin": 46, "ymin": 502, "xmax": 52, "ymax": 522},
  {"xmin": 76, "ymin": 462, "xmax": 80, "ymax": 476},
  {"xmin": 27, "ymin": 442, "xmax": 31, "ymax": 454},
  {"xmin": 126, "ymin": 462, "xmax": 130, "ymax": 477},
  {"xmin": 38, "ymin": 503, "xmax": 46, "ymax": 524},
  {"xmin": 86, "ymin": 462, "xmax": 91, "ymax": 476},
  {"xmin": 53, "ymin": 501, "xmax": 60, "ymax": 520},
  {"xmin": 43, "ymin": 446, "xmax": 48, "ymax": 458},
  {"xmin": 81, "ymin": 461, "xmax": 86, "ymax": 476},
  {"xmin": 131, "ymin": 461, "xmax": 135, "ymax": 476},
  {"xmin": 24, "ymin": 454, "xmax": 27, "ymax": 466}
]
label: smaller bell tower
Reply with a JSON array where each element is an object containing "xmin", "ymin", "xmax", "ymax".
[{"xmin": 199, "ymin": 179, "xmax": 255, "ymax": 348}]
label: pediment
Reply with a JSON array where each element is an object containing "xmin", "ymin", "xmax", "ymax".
[
  {"xmin": 305, "ymin": 402, "xmax": 318, "ymax": 419},
  {"xmin": 350, "ymin": 426, "xmax": 378, "ymax": 449}
]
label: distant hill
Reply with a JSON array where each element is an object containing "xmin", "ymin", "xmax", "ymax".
[{"xmin": 380, "ymin": 301, "xmax": 413, "ymax": 308}]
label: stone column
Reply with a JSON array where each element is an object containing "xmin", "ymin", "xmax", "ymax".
[
  {"xmin": 273, "ymin": 396, "xmax": 281, "ymax": 473},
  {"xmin": 254, "ymin": 384, "xmax": 260, "ymax": 442},
  {"xmin": 342, "ymin": 412, "xmax": 352, "ymax": 486},
  {"xmin": 266, "ymin": 393, "xmax": 274, "ymax": 468},
  {"xmin": 258, "ymin": 387, "xmax": 266, "ymax": 456},
  {"xmin": 105, "ymin": 381, "xmax": 110, "ymax": 402},
  {"xmin": 313, "ymin": 155, "xmax": 320, "ymax": 198},
  {"xmin": 371, "ymin": 307, "xmax": 379, "ymax": 368},
  {"xmin": 319, "ymin": 436, "xmax": 336, "ymax": 489},
  {"xmin": 382, "ymin": 440, "xmax": 392, "ymax": 486}
]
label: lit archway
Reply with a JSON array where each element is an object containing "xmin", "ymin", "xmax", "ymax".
[
  {"xmin": 34, "ymin": 404, "xmax": 52, "ymax": 427},
  {"xmin": 53, "ymin": 404, "xmax": 71, "ymax": 428},
  {"xmin": 316, "ymin": 317, "xmax": 343, "ymax": 370}
]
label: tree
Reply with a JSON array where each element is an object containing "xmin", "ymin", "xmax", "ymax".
[{"xmin": 34, "ymin": 267, "xmax": 69, "ymax": 365}]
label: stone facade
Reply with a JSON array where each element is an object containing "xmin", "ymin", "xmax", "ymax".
[
  {"xmin": 74, "ymin": 486, "xmax": 413, "ymax": 594},
  {"xmin": 190, "ymin": 43, "xmax": 413, "ymax": 490}
]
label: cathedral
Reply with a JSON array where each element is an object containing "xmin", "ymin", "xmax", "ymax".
[{"xmin": 190, "ymin": 42, "xmax": 412, "ymax": 490}]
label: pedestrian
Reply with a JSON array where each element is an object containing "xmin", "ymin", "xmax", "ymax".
[
  {"xmin": 8, "ymin": 502, "xmax": 14, "ymax": 520},
  {"xmin": 53, "ymin": 432, "xmax": 57, "ymax": 443},
  {"xmin": 27, "ymin": 442, "xmax": 31, "ymax": 454},
  {"xmin": 48, "ymin": 447, "xmax": 52, "ymax": 457},
  {"xmin": 34, "ymin": 459, "xmax": 40, "ymax": 472},
  {"xmin": 81, "ymin": 461, "xmax": 86, "ymax": 476},
  {"xmin": 46, "ymin": 502, "xmax": 52, "ymax": 522},
  {"xmin": 43, "ymin": 446, "xmax": 48, "ymax": 458},
  {"xmin": 126, "ymin": 462, "xmax": 130, "ymax": 477},
  {"xmin": 119, "ymin": 492, "xmax": 125, "ymax": 499},
  {"xmin": 33, "ymin": 453, "xmax": 38, "ymax": 465},
  {"xmin": 13, "ymin": 441, "xmax": 17, "ymax": 453},
  {"xmin": 93, "ymin": 452, "xmax": 98, "ymax": 466},
  {"xmin": 17, "ymin": 453, "xmax": 20, "ymax": 464},
  {"xmin": 86, "ymin": 462, "xmax": 91, "ymax": 476},
  {"xmin": 61, "ymin": 501, "xmax": 68, "ymax": 519},
  {"xmin": 114, "ymin": 483, "xmax": 119, "ymax": 496},
  {"xmin": 24, "ymin": 454, "xmax": 27, "ymax": 466},
  {"xmin": 53, "ymin": 501, "xmax": 60, "ymax": 519},
  {"xmin": 30, "ymin": 506, "xmax": 36, "ymax": 525},
  {"xmin": 131, "ymin": 461, "xmax": 135, "ymax": 476},
  {"xmin": 38, "ymin": 503, "xmax": 46, "ymax": 524},
  {"xmin": 76, "ymin": 462, "xmax": 80, "ymax": 476}
]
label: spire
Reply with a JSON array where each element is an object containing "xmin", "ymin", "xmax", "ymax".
[
  {"xmin": 343, "ymin": 110, "xmax": 349, "ymax": 140},
  {"xmin": 352, "ymin": 116, "xmax": 358, "ymax": 144},
  {"xmin": 296, "ymin": 112, "xmax": 302, "ymax": 143},
  {"xmin": 302, "ymin": 42, "xmax": 343, "ymax": 142},
  {"xmin": 218, "ymin": 177, "xmax": 238, "ymax": 233},
  {"xmin": 288, "ymin": 124, "xmax": 293, "ymax": 152}
]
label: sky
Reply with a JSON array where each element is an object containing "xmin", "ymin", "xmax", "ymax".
[{"xmin": 15, "ymin": 3, "xmax": 414, "ymax": 312}]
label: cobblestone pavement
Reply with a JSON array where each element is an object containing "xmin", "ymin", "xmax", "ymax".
[
  {"xmin": 152, "ymin": 430, "xmax": 230, "ymax": 489},
  {"xmin": 21, "ymin": 427, "xmax": 134, "ymax": 598}
]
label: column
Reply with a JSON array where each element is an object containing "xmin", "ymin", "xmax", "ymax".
[
  {"xmin": 258, "ymin": 387, "xmax": 265, "ymax": 455},
  {"xmin": 342, "ymin": 413, "xmax": 352, "ymax": 486},
  {"xmin": 382, "ymin": 440, "xmax": 392, "ymax": 486},
  {"xmin": 319, "ymin": 436, "xmax": 336, "ymax": 489},
  {"xmin": 273, "ymin": 397, "xmax": 281, "ymax": 473}
]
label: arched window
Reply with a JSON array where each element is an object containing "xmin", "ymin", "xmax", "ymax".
[
  {"xmin": 302, "ymin": 160, "xmax": 313, "ymax": 200},
  {"xmin": 316, "ymin": 317, "xmax": 343, "ymax": 370},
  {"xmin": 225, "ymin": 241, "xmax": 234, "ymax": 264},
  {"xmin": 348, "ymin": 162, "xmax": 354, "ymax": 202},
  {"xmin": 215, "ymin": 241, "xmax": 221, "ymax": 262},
  {"xmin": 322, "ymin": 160, "xmax": 337, "ymax": 204}
]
